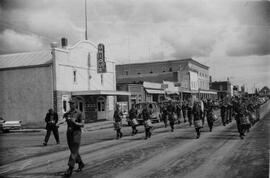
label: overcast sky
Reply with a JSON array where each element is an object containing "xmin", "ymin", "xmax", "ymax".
[{"xmin": 0, "ymin": 0, "xmax": 269, "ymax": 92}]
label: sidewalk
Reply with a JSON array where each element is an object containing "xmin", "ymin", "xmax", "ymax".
[{"xmin": 11, "ymin": 120, "xmax": 114, "ymax": 133}]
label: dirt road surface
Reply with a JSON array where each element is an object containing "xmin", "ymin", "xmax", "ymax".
[{"xmin": 0, "ymin": 102, "xmax": 269, "ymax": 178}]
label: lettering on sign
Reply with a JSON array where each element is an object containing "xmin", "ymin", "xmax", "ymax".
[{"xmin": 97, "ymin": 43, "xmax": 106, "ymax": 73}]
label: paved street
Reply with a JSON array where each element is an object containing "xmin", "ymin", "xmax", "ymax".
[{"xmin": 0, "ymin": 102, "xmax": 269, "ymax": 178}]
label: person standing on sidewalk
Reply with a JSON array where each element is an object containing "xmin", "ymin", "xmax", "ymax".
[
  {"xmin": 114, "ymin": 105, "xmax": 123, "ymax": 139},
  {"xmin": 43, "ymin": 109, "xmax": 59, "ymax": 146},
  {"xmin": 57, "ymin": 99, "xmax": 85, "ymax": 177},
  {"xmin": 129, "ymin": 105, "xmax": 138, "ymax": 136}
]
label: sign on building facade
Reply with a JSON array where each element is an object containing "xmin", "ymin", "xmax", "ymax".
[{"xmin": 97, "ymin": 43, "xmax": 106, "ymax": 73}]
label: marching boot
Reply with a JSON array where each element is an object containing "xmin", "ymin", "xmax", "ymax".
[{"xmin": 64, "ymin": 166, "xmax": 73, "ymax": 177}]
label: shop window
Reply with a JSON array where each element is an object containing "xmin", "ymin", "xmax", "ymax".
[
  {"xmin": 169, "ymin": 67, "xmax": 172, "ymax": 72},
  {"xmin": 97, "ymin": 97, "xmax": 105, "ymax": 111}
]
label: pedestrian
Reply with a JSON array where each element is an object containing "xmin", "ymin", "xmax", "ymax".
[
  {"xmin": 43, "ymin": 108, "xmax": 59, "ymax": 146},
  {"xmin": 205, "ymin": 99, "xmax": 214, "ymax": 132},
  {"xmin": 56, "ymin": 99, "xmax": 85, "ymax": 177},
  {"xmin": 193, "ymin": 100, "xmax": 203, "ymax": 139},
  {"xmin": 114, "ymin": 105, "xmax": 123, "ymax": 139},
  {"xmin": 142, "ymin": 105, "xmax": 152, "ymax": 139},
  {"xmin": 129, "ymin": 105, "xmax": 138, "ymax": 136},
  {"xmin": 167, "ymin": 101, "xmax": 175, "ymax": 132}
]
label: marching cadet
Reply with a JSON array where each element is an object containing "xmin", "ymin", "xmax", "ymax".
[
  {"xmin": 220, "ymin": 98, "xmax": 228, "ymax": 126},
  {"xmin": 114, "ymin": 105, "xmax": 123, "ymax": 139},
  {"xmin": 43, "ymin": 108, "xmax": 59, "ymax": 146},
  {"xmin": 161, "ymin": 103, "xmax": 168, "ymax": 128},
  {"xmin": 205, "ymin": 99, "xmax": 215, "ymax": 132},
  {"xmin": 193, "ymin": 99, "xmax": 203, "ymax": 139},
  {"xmin": 187, "ymin": 98, "xmax": 194, "ymax": 126},
  {"xmin": 57, "ymin": 99, "xmax": 85, "ymax": 177},
  {"xmin": 129, "ymin": 105, "xmax": 138, "ymax": 136},
  {"xmin": 142, "ymin": 104, "xmax": 152, "ymax": 139},
  {"xmin": 176, "ymin": 102, "xmax": 182, "ymax": 124},
  {"xmin": 182, "ymin": 100, "xmax": 188, "ymax": 123},
  {"xmin": 167, "ymin": 101, "xmax": 176, "ymax": 132},
  {"xmin": 233, "ymin": 97, "xmax": 249, "ymax": 139}
]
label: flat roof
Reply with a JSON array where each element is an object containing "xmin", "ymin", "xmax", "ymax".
[
  {"xmin": 116, "ymin": 58, "xmax": 209, "ymax": 69},
  {"xmin": 72, "ymin": 90, "xmax": 131, "ymax": 96}
]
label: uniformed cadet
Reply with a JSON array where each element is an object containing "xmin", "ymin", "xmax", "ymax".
[
  {"xmin": 233, "ymin": 97, "xmax": 248, "ymax": 139},
  {"xmin": 129, "ymin": 105, "xmax": 138, "ymax": 136},
  {"xmin": 142, "ymin": 105, "xmax": 152, "ymax": 139},
  {"xmin": 161, "ymin": 103, "xmax": 168, "ymax": 128},
  {"xmin": 187, "ymin": 99, "xmax": 193, "ymax": 126},
  {"xmin": 43, "ymin": 108, "xmax": 59, "ymax": 146},
  {"xmin": 193, "ymin": 100, "xmax": 203, "ymax": 139},
  {"xmin": 113, "ymin": 105, "xmax": 123, "ymax": 139},
  {"xmin": 167, "ymin": 101, "xmax": 176, "ymax": 132},
  {"xmin": 205, "ymin": 99, "xmax": 214, "ymax": 132},
  {"xmin": 182, "ymin": 100, "xmax": 188, "ymax": 123},
  {"xmin": 220, "ymin": 98, "xmax": 228, "ymax": 126},
  {"xmin": 57, "ymin": 99, "xmax": 85, "ymax": 177}
]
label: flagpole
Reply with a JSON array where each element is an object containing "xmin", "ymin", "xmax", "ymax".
[{"xmin": 85, "ymin": 0, "xmax": 88, "ymax": 40}]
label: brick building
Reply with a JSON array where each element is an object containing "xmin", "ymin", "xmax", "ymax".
[{"xmin": 116, "ymin": 58, "xmax": 217, "ymax": 104}]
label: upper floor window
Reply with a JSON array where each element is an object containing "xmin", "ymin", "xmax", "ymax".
[
  {"xmin": 101, "ymin": 74, "xmax": 104, "ymax": 85},
  {"xmin": 169, "ymin": 67, "xmax": 172, "ymax": 72},
  {"xmin": 73, "ymin": 70, "xmax": 77, "ymax": 83},
  {"xmin": 88, "ymin": 52, "xmax": 91, "ymax": 67},
  {"xmin": 150, "ymin": 70, "xmax": 153, "ymax": 73},
  {"xmin": 125, "ymin": 70, "xmax": 128, "ymax": 75}
]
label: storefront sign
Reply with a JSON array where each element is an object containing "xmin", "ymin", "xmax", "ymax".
[{"xmin": 97, "ymin": 43, "xmax": 106, "ymax": 73}]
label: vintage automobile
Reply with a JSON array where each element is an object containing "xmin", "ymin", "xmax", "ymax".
[
  {"xmin": 0, "ymin": 117, "xmax": 22, "ymax": 133},
  {"xmin": 135, "ymin": 102, "xmax": 161, "ymax": 125}
]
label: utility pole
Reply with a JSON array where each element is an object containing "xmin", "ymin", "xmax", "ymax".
[{"xmin": 85, "ymin": 0, "xmax": 88, "ymax": 40}]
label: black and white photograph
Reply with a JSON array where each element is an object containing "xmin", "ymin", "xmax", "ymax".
[{"xmin": 0, "ymin": 0, "xmax": 269, "ymax": 177}]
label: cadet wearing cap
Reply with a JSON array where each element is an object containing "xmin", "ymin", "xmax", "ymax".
[{"xmin": 57, "ymin": 98, "xmax": 85, "ymax": 177}]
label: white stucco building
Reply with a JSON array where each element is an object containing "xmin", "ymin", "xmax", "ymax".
[{"xmin": 0, "ymin": 39, "xmax": 129, "ymax": 127}]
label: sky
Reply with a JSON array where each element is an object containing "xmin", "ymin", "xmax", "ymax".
[{"xmin": 0, "ymin": 0, "xmax": 269, "ymax": 92}]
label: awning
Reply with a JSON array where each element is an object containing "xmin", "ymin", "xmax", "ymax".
[
  {"xmin": 72, "ymin": 90, "xmax": 131, "ymax": 96},
  {"xmin": 145, "ymin": 89, "xmax": 165, "ymax": 94},
  {"xmin": 199, "ymin": 90, "xmax": 218, "ymax": 94},
  {"xmin": 165, "ymin": 91, "xmax": 179, "ymax": 95}
]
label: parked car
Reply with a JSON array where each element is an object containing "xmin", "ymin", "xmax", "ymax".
[
  {"xmin": 135, "ymin": 102, "xmax": 161, "ymax": 125},
  {"xmin": 0, "ymin": 117, "xmax": 22, "ymax": 133}
]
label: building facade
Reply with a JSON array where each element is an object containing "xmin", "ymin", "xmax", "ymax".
[
  {"xmin": 0, "ymin": 39, "xmax": 129, "ymax": 127},
  {"xmin": 116, "ymin": 58, "xmax": 216, "ymax": 102},
  {"xmin": 210, "ymin": 80, "xmax": 233, "ymax": 99}
]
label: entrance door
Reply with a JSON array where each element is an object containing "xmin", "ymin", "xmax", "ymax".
[{"xmin": 97, "ymin": 96, "xmax": 106, "ymax": 120}]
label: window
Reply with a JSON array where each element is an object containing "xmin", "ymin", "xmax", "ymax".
[
  {"xmin": 73, "ymin": 70, "xmax": 77, "ymax": 83},
  {"xmin": 169, "ymin": 67, "xmax": 172, "ymax": 72},
  {"xmin": 125, "ymin": 70, "xmax": 128, "ymax": 75},
  {"xmin": 137, "ymin": 72, "xmax": 141, "ymax": 75},
  {"xmin": 88, "ymin": 52, "xmax": 91, "ymax": 67},
  {"xmin": 150, "ymin": 70, "xmax": 153, "ymax": 73},
  {"xmin": 101, "ymin": 74, "xmax": 104, "ymax": 85}
]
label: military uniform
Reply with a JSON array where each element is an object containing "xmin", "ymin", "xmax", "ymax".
[
  {"xmin": 193, "ymin": 102, "xmax": 203, "ymax": 138},
  {"xmin": 63, "ymin": 104, "xmax": 84, "ymax": 176},
  {"xmin": 167, "ymin": 103, "xmax": 175, "ymax": 132},
  {"xmin": 142, "ymin": 108, "xmax": 152, "ymax": 139},
  {"xmin": 114, "ymin": 109, "xmax": 123, "ymax": 139},
  {"xmin": 205, "ymin": 100, "xmax": 214, "ymax": 132}
]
